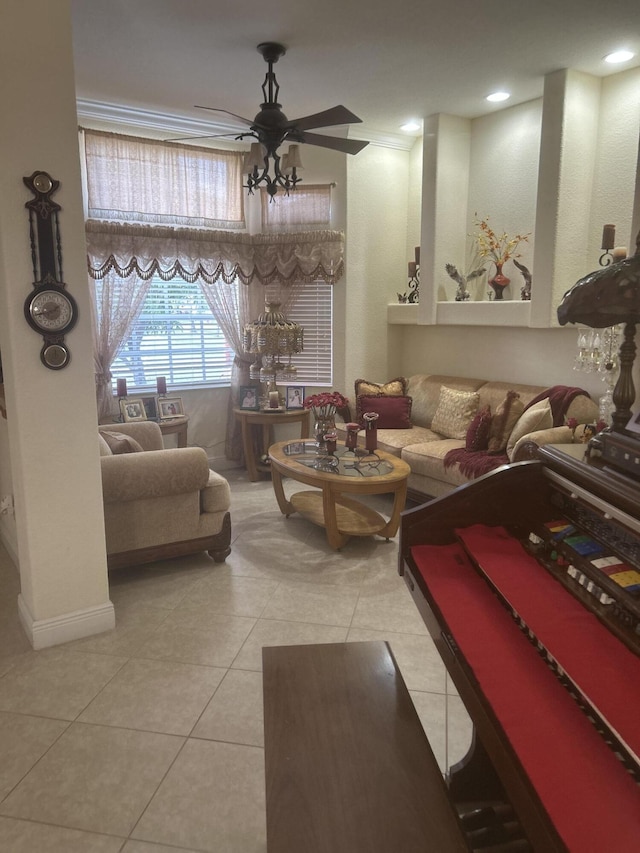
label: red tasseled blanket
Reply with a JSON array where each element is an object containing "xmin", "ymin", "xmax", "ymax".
[{"xmin": 443, "ymin": 385, "xmax": 590, "ymax": 479}]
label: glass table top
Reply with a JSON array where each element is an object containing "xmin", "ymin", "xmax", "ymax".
[{"xmin": 282, "ymin": 442, "xmax": 394, "ymax": 478}]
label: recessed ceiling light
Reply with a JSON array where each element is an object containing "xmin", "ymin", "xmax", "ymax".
[
  {"xmin": 400, "ymin": 120, "xmax": 421, "ymax": 132},
  {"xmin": 604, "ymin": 49, "xmax": 635, "ymax": 64},
  {"xmin": 486, "ymin": 91, "xmax": 510, "ymax": 103}
]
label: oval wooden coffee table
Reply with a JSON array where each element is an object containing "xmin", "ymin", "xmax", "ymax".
[{"xmin": 268, "ymin": 440, "xmax": 410, "ymax": 550}]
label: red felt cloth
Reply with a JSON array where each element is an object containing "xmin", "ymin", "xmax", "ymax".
[{"xmin": 410, "ymin": 540, "xmax": 640, "ymax": 852}]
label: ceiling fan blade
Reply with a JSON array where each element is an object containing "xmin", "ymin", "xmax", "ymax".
[
  {"xmin": 300, "ymin": 132, "xmax": 369, "ymax": 155},
  {"xmin": 194, "ymin": 106, "xmax": 253, "ymax": 126},
  {"xmin": 165, "ymin": 132, "xmax": 249, "ymax": 143},
  {"xmin": 287, "ymin": 105, "xmax": 363, "ymax": 131}
]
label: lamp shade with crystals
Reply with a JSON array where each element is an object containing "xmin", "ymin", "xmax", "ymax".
[{"xmin": 243, "ymin": 302, "xmax": 304, "ymax": 389}]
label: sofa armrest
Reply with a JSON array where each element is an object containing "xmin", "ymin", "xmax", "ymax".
[
  {"xmin": 99, "ymin": 421, "xmax": 164, "ymax": 451},
  {"xmin": 511, "ymin": 426, "xmax": 574, "ymax": 462},
  {"xmin": 101, "ymin": 447, "xmax": 210, "ymax": 503}
]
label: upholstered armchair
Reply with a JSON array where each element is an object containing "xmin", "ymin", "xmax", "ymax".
[{"xmin": 98, "ymin": 421, "xmax": 231, "ymax": 569}]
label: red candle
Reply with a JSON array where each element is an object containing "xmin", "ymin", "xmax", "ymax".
[
  {"xmin": 408, "ymin": 261, "xmax": 417, "ymax": 277},
  {"xmin": 116, "ymin": 378, "xmax": 127, "ymax": 397},
  {"xmin": 601, "ymin": 224, "xmax": 615, "ymax": 250},
  {"xmin": 156, "ymin": 376, "xmax": 167, "ymax": 395},
  {"xmin": 415, "ymin": 246, "xmax": 420, "ymax": 265}
]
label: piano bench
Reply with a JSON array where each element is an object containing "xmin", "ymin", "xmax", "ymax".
[{"xmin": 262, "ymin": 640, "xmax": 468, "ymax": 853}]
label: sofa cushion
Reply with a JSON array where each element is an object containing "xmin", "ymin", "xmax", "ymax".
[
  {"xmin": 98, "ymin": 434, "xmax": 113, "ymax": 457},
  {"xmin": 356, "ymin": 394, "xmax": 412, "ymax": 428},
  {"xmin": 100, "ymin": 430, "xmax": 144, "ymax": 454},
  {"xmin": 466, "ymin": 406, "xmax": 492, "ymax": 451},
  {"xmin": 431, "ymin": 387, "xmax": 480, "ymax": 440},
  {"xmin": 355, "ymin": 376, "xmax": 407, "ymax": 398},
  {"xmin": 406, "ymin": 375, "xmax": 487, "ymax": 429},
  {"xmin": 402, "ymin": 439, "xmax": 469, "ymax": 488},
  {"xmin": 487, "ymin": 391, "xmax": 524, "ymax": 453},
  {"xmin": 506, "ymin": 399, "xmax": 553, "ymax": 460}
]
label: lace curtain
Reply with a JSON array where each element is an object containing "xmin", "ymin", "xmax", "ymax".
[
  {"xmin": 260, "ymin": 184, "xmax": 333, "ymax": 232},
  {"xmin": 82, "ymin": 129, "xmax": 245, "ymax": 230}
]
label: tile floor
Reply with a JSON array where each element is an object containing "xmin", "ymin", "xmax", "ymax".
[{"xmin": 0, "ymin": 469, "xmax": 472, "ymax": 852}]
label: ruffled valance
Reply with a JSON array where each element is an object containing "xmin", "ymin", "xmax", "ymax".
[{"xmin": 85, "ymin": 220, "xmax": 344, "ymax": 286}]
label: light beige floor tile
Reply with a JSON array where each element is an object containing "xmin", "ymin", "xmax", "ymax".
[
  {"xmin": 409, "ymin": 691, "xmax": 447, "ymax": 773},
  {"xmin": 351, "ymin": 588, "xmax": 428, "ymax": 635},
  {"xmin": 0, "ymin": 816, "xmax": 124, "ymax": 853},
  {"xmin": 346, "ymin": 628, "xmax": 446, "ymax": 693},
  {"xmin": 447, "ymin": 694, "xmax": 474, "ymax": 771},
  {"xmin": 192, "ymin": 669, "xmax": 263, "ymax": 746},
  {"xmin": 179, "ymin": 575, "xmax": 279, "ymax": 618},
  {"xmin": 139, "ymin": 615, "xmax": 256, "ymax": 667},
  {"xmin": 0, "ymin": 712, "xmax": 69, "ymax": 800},
  {"xmin": 108, "ymin": 561, "xmax": 210, "ymax": 611},
  {"xmin": 231, "ymin": 619, "xmax": 348, "ymax": 671},
  {"xmin": 446, "ymin": 671, "xmax": 460, "ymax": 696},
  {"xmin": 132, "ymin": 739, "xmax": 265, "ymax": 853},
  {"xmin": 0, "ymin": 722, "xmax": 184, "ymax": 836},
  {"xmin": 64, "ymin": 603, "xmax": 170, "ymax": 657},
  {"xmin": 78, "ymin": 658, "xmax": 226, "ymax": 735},
  {"xmin": 260, "ymin": 581, "xmax": 359, "ymax": 626},
  {"xmin": 0, "ymin": 648, "xmax": 127, "ymax": 720}
]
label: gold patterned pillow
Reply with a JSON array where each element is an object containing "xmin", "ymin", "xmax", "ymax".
[
  {"xmin": 354, "ymin": 376, "xmax": 407, "ymax": 398},
  {"xmin": 431, "ymin": 387, "xmax": 480, "ymax": 439}
]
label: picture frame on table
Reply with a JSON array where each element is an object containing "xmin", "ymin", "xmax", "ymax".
[
  {"xmin": 286, "ymin": 385, "xmax": 305, "ymax": 410},
  {"xmin": 120, "ymin": 398, "xmax": 147, "ymax": 422},
  {"xmin": 158, "ymin": 396, "xmax": 184, "ymax": 419},
  {"xmin": 141, "ymin": 396, "xmax": 159, "ymax": 421},
  {"xmin": 239, "ymin": 386, "xmax": 260, "ymax": 411}
]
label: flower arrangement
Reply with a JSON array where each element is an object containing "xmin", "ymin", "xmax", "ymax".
[
  {"xmin": 303, "ymin": 391, "xmax": 349, "ymax": 418},
  {"xmin": 472, "ymin": 216, "xmax": 530, "ymax": 268}
]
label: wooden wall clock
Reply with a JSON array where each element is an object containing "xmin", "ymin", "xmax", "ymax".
[{"xmin": 23, "ymin": 170, "xmax": 78, "ymax": 369}]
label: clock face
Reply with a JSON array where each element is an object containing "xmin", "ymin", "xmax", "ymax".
[{"xmin": 26, "ymin": 288, "xmax": 77, "ymax": 334}]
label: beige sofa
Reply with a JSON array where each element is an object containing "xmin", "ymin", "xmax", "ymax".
[
  {"xmin": 337, "ymin": 374, "xmax": 598, "ymax": 500},
  {"xmin": 98, "ymin": 421, "xmax": 231, "ymax": 568}
]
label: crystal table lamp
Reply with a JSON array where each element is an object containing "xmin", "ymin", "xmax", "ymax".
[{"xmin": 243, "ymin": 302, "xmax": 304, "ymax": 401}]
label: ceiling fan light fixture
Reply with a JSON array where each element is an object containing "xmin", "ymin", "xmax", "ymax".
[
  {"xmin": 286, "ymin": 145, "xmax": 303, "ymax": 170},
  {"xmin": 244, "ymin": 142, "xmax": 265, "ymax": 171}
]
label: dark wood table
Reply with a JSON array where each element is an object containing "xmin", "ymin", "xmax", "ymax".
[{"xmin": 262, "ymin": 640, "xmax": 468, "ymax": 852}]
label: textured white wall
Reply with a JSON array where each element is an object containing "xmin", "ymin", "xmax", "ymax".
[{"xmin": 344, "ymin": 144, "xmax": 410, "ymax": 392}]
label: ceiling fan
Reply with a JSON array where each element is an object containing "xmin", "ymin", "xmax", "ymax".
[{"xmin": 172, "ymin": 42, "xmax": 369, "ymax": 198}]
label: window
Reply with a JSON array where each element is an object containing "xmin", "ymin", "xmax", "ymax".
[
  {"xmin": 265, "ymin": 282, "xmax": 333, "ymax": 386},
  {"xmin": 106, "ymin": 277, "xmax": 234, "ymax": 391}
]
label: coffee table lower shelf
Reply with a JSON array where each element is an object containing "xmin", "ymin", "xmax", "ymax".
[{"xmin": 290, "ymin": 491, "xmax": 389, "ymax": 538}]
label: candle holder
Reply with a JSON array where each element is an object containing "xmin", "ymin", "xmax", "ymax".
[
  {"xmin": 599, "ymin": 223, "xmax": 616, "ymax": 267},
  {"xmin": 398, "ymin": 247, "xmax": 420, "ymax": 303}
]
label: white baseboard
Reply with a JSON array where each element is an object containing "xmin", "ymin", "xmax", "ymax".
[{"xmin": 18, "ymin": 595, "xmax": 116, "ymax": 650}]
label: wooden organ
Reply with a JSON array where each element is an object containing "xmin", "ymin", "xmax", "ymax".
[{"xmin": 399, "ymin": 445, "xmax": 640, "ymax": 852}]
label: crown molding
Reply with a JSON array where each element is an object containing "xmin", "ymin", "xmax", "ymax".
[{"xmin": 76, "ymin": 99, "xmax": 419, "ymax": 151}]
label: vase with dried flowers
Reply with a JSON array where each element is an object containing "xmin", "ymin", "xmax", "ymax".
[
  {"xmin": 473, "ymin": 216, "xmax": 531, "ymax": 300},
  {"xmin": 303, "ymin": 391, "xmax": 349, "ymax": 450}
]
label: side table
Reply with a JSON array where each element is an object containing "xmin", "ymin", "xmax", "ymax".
[
  {"xmin": 159, "ymin": 415, "xmax": 189, "ymax": 448},
  {"xmin": 234, "ymin": 407, "xmax": 310, "ymax": 482}
]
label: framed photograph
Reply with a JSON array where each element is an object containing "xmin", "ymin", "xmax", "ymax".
[
  {"xmin": 239, "ymin": 386, "xmax": 260, "ymax": 411},
  {"xmin": 286, "ymin": 385, "xmax": 305, "ymax": 410},
  {"xmin": 141, "ymin": 396, "xmax": 159, "ymax": 421},
  {"xmin": 120, "ymin": 398, "xmax": 147, "ymax": 422},
  {"xmin": 158, "ymin": 396, "xmax": 184, "ymax": 419}
]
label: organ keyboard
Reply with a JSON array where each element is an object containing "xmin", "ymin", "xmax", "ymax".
[{"xmin": 399, "ymin": 445, "xmax": 640, "ymax": 852}]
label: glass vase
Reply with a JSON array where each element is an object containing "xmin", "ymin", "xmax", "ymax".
[{"xmin": 314, "ymin": 412, "xmax": 336, "ymax": 451}]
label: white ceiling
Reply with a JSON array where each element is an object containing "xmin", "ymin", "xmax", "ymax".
[{"xmin": 71, "ymin": 0, "xmax": 640, "ymax": 146}]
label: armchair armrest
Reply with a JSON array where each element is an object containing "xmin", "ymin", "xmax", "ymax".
[
  {"xmin": 511, "ymin": 425, "xmax": 574, "ymax": 462},
  {"xmin": 101, "ymin": 447, "xmax": 210, "ymax": 503}
]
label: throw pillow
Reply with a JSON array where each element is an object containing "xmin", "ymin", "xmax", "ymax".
[
  {"xmin": 465, "ymin": 406, "xmax": 492, "ymax": 451},
  {"xmin": 506, "ymin": 399, "xmax": 553, "ymax": 459},
  {"xmin": 487, "ymin": 391, "xmax": 525, "ymax": 453},
  {"xmin": 354, "ymin": 376, "xmax": 407, "ymax": 398},
  {"xmin": 431, "ymin": 386, "xmax": 480, "ymax": 440},
  {"xmin": 98, "ymin": 434, "xmax": 113, "ymax": 457},
  {"xmin": 100, "ymin": 430, "xmax": 144, "ymax": 455},
  {"xmin": 356, "ymin": 394, "xmax": 413, "ymax": 429}
]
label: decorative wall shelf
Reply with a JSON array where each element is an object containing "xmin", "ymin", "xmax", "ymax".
[{"xmin": 387, "ymin": 300, "xmax": 532, "ymax": 327}]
